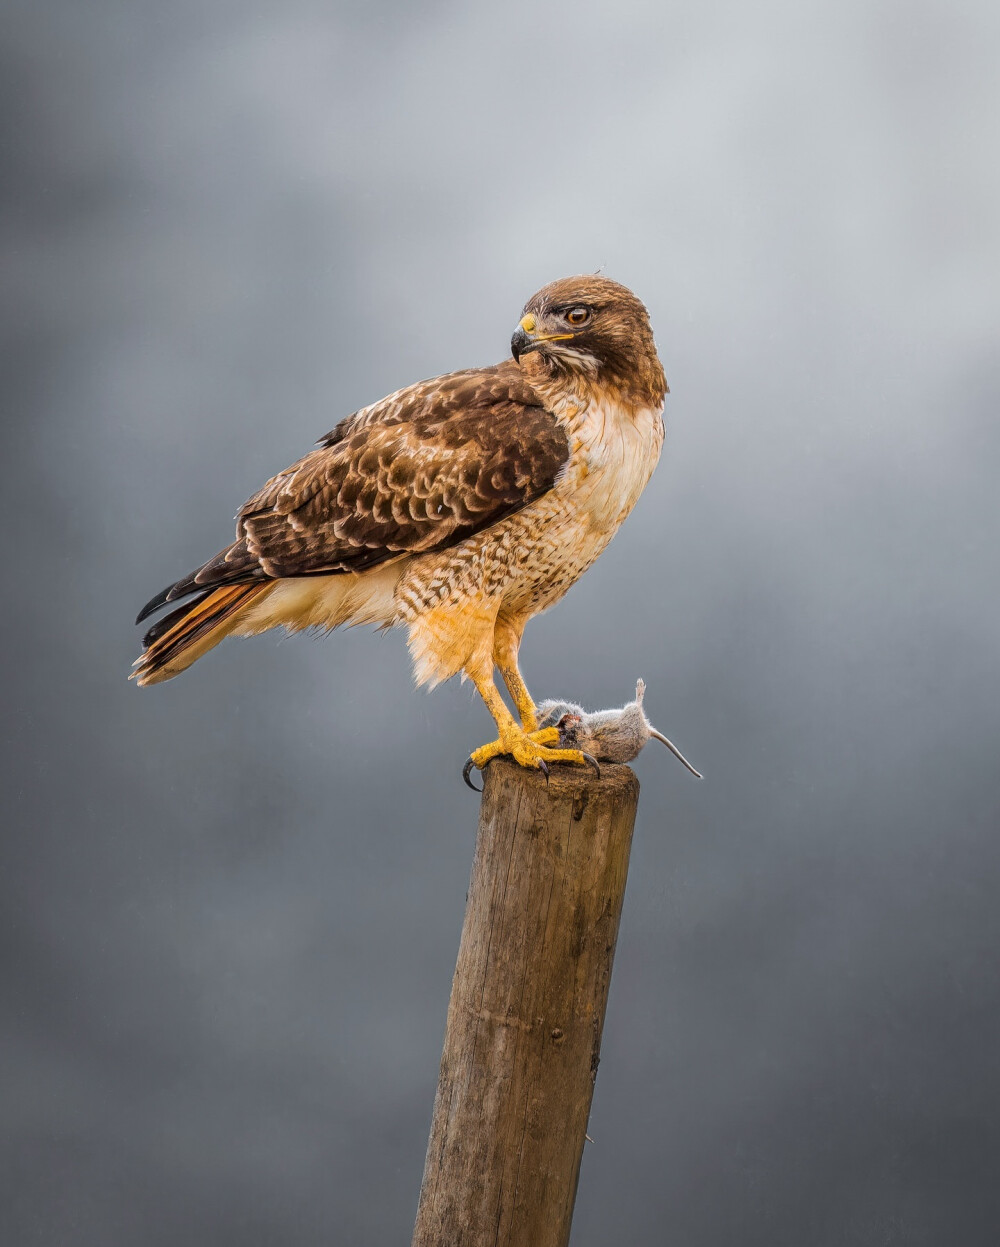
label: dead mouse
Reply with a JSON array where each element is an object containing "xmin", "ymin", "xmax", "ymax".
[{"xmin": 535, "ymin": 679, "xmax": 701, "ymax": 777}]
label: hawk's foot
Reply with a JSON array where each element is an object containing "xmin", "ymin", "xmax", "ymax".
[{"xmin": 462, "ymin": 725, "xmax": 599, "ymax": 791}]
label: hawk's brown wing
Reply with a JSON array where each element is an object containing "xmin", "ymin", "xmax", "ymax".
[{"xmin": 137, "ymin": 362, "xmax": 568, "ymax": 626}]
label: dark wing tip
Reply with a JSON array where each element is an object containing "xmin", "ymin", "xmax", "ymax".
[
  {"xmin": 136, "ymin": 586, "xmax": 173, "ymax": 625},
  {"xmin": 136, "ymin": 574, "xmax": 202, "ymax": 624},
  {"xmin": 141, "ymin": 589, "xmax": 213, "ymax": 647}
]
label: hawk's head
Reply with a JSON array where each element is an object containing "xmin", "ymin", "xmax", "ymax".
[{"xmin": 511, "ymin": 275, "xmax": 667, "ymax": 407}]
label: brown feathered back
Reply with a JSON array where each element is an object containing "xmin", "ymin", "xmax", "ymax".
[{"xmin": 136, "ymin": 361, "xmax": 569, "ymax": 624}]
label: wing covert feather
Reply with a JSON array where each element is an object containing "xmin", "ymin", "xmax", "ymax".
[{"xmin": 138, "ymin": 363, "xmax": 568, "ymax": 620}]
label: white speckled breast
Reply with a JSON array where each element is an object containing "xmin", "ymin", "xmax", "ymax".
[{"xmin": 396, "ymin": 394, "xmax": 665, "ymax": 624}]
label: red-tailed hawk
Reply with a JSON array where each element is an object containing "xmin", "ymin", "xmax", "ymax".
[{"xmin": 134, "ymin": 275, "xmax": 668, "ymax": 782}]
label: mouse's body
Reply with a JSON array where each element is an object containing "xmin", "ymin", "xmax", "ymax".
[{"xmin": 535, "ymin": 679, "xmax": 701, "ymax": 776}]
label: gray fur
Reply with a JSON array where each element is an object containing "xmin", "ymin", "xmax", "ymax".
[{"xmin": 536, "ymin": 679, "xmax": 702, "ymax": 776}]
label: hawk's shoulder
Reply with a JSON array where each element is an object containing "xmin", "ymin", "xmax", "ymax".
[{"xmin": 316, "ymin": 360, "xmax": 545, "ymax": 447}]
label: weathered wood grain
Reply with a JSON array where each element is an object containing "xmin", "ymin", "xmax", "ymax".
[{"xmin": 412, "ymin": 758, "xmax": 640, "ymax": 1247}]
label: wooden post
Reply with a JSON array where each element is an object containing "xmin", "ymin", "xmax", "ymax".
[{"xmin": 412, "ymin": 757, "xmax": 640, "ymax": 1247}]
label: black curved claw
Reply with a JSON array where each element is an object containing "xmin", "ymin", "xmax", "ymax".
[
  {"xmin": 538, "ymin": 760, "xmax": 550, "ymax": 783},
  {"xmin": 462, "ymin": 758, "xmax": 483, "ymax": 792},
  {"xmin": 581, "ymin": 752, "xmax": 601, "ymax": 779}
]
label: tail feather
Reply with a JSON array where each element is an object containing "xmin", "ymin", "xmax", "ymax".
[
  {"xmin": 131, "ymin": 583, "xmax": 264, "ymax": 687},
  {"xmin": 141, "ymin": 591, "xmax": 212, "ymax": 649}
]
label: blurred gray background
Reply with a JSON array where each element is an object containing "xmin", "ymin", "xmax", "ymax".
[{"xmin": 3, "ymin": 1, "xmax": 999, "ymax": 1243}]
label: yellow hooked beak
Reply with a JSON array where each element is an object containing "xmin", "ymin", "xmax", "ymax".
[{"xmin": 511, "ymin": 313, "xmax": 574, "ymax": 361}]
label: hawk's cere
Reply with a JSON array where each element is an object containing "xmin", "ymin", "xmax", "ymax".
[{"xmin": 133, "ymin": 275, "xmax": 669, "ymax": 779}]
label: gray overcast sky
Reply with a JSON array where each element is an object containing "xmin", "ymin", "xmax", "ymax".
[{"xmin": 3, "ymin": 2, "xmax": 999, "ymax": 1244}]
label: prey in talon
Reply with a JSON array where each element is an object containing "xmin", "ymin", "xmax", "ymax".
[
  {"xmin": 131, "ymin": 275, "xmax": 674, "ymax": 789},
  {"xmin": 536, "ymin": 680, "xmax": 702, "ymax": 777}
]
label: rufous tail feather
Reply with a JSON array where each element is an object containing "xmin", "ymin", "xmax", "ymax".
[{"xmin": 130, "ymin": 583, "xmax": 265, "ymax": 687}]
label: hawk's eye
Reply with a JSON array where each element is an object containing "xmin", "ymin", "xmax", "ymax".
[{"xmin": 565, "ymin": 307, "xmax": 591, "ymax": 326}]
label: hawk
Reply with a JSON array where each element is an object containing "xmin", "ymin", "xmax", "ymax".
[{"xmin": 133, "ymin": 275, "xmax": 668, "ymax": 781}]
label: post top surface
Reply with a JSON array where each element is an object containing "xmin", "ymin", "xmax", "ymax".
[{"xmin": 482, "ymin": 757, "xmax": 640, "ymax": 800}]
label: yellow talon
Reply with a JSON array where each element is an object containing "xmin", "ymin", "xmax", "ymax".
[
  {"xmin": 462, "ymin": 665, "xmax": 599, "ymax": 792},
  {"xmin": 466, "ymin": 725, "xmax": 593, "ymax": 781}
]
